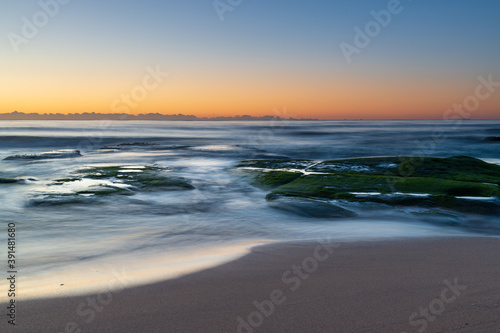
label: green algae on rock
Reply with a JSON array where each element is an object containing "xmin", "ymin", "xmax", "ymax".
[
  {"xmin": 75, "ymin": 165, "xmax": 195, "ymax": 191},
  {"xmin": 242, "ymin": 170, "xmax": 303, "ymax": 190},
  {"xmin": 29, "ymin": 165, "xmax": 194, "ymax": 206},
  {"xmin": 238, "ymin": 156, "xmax": 500, "ymax": 215}
]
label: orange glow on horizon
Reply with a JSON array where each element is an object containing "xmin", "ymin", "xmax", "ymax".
[{"xmin": 1, "ymin": 66, "xmax": 499, "ymax": 120}]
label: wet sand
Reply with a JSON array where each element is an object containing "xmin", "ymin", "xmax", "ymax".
[{"xmin": 4, "ymin": 237, "xmax": 500, "ymax": 332}]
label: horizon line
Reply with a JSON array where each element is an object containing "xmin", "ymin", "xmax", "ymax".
[{"xmin": 0, "ymin": 111, "xmax": 499, "ymax": 121}]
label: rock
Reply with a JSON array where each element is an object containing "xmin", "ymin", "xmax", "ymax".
[
  {"xmin": 249, "ymin": 170, "xmax": 302, "ymax": 190},
  {"xmin": 239, "ymin": 156, "xmax": 500, "ymax": 216},
  {"xmin": 25, "ymin": 164, "xmax": 195, "ymax": 206},
  {"xmin": 237, "ymin": 159, "xmax": 315, "ymax": 170},
  {"xmin": 267, "ymin": 195, "xmax": 357, "ymax": 218},
  {"xmin": 484, "ymin": 136, "xmax": 500, "ymax": 142},
  {"xmin": 76, "ymin": 165, "xmax": 195, "ymax": 191},
  {"xmin": 4, "ymin": 149, "xmax": 82, "ymax": 160},
  {"xmin": 100, "ymin": 142, "xmax": 158, "ymax": 150},
  {"xmin": 0, "ymin": 178, "xmax": 18, "ymax": 183},
  {"xmin": 117, "ymin": 142, "xmax": 157, "ymax": 146}
]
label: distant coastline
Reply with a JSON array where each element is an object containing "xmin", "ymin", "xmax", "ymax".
[{"xmin": 0, "ymin": 111, "xmax": 316, "ymax": 121}]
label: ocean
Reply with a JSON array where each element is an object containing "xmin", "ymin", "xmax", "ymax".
[{"xmin": 1, "ymin": 120, "xmax": 499, "ymax": 300}]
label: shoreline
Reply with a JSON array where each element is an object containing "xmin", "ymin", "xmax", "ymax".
[
  {"xmin": 0, "ymin": 239, "xmax": 272, "ymax": 303},
  {"xmin": 4, "ymin": 236, "xmax": 500, "ymax": 332},
  {"xmin": 1, "ymin": 231, "xmax": 471, "ymax": 303}
]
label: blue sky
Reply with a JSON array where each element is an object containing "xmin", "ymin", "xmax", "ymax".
[{"xmin": 1, "ymin": 0, "xmax": 499, "ymax": 118}]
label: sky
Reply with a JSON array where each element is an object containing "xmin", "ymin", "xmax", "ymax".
[{"xmin": 1, "ymin": 0, "xmax": 499, "ymax": 120}]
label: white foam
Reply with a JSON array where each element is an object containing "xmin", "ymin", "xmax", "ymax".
[{"xmin": 457, "ymin": 196, "xmax": 496, "ymax": 201}]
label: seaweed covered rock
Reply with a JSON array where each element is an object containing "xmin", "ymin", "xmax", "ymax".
[
  {"xmin": 244, "ymin": 170, "xmax": 302, "ymax": 190},
  {"xmin": 237, "ymin": 156, "xmax": 500, "ymax": 215},
  {"xmin": 74, "ymin": 165, "xmax": 195, "ymax": 191},
  {"xmin": 29, "ymin": 164, "xmax": 194, "ymax": 206}
]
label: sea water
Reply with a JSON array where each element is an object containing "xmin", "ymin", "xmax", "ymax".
[{"xmin": 1, "ymin": 120, "xmax": 499, "ymax": 300}]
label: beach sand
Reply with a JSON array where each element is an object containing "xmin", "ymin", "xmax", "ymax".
[{"xmin": 4, "ymin": 237, "xmax": 500, "ymax": 332}]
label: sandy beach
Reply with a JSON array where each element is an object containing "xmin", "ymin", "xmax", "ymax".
[
  {"xmin": 3, "ymin": 0, "xmax": 500, "ymax": 331},
  {"xmin": 3, "ymin": 237, "xmax": 500, "ymax": 333}
]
